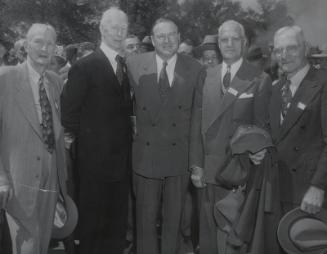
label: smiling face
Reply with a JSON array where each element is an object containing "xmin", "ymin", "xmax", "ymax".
[
  {"xmin": 25, "ymin": 25, "xmax": 56, "ymax": 70},
  {"xmin": 273, "ymin": 28, "xmax": 308, "ymax": 76},
  {"xmin": 151, "ymin": 21, "xmax": 180, "ymax": 60},
  {"xmin": 218, "ymin": 21, "xmax": 246, "ymax": 65}
]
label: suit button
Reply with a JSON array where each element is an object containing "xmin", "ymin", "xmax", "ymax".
[
  {"xmin": 300, "ymin": 125, "xmax": 306, "ymax": 130},
  {"xmin": 178, "ymin": 105, "xmax": 182, "ymax": 109},
  {"xmin": 36, "ymin": 174, "xmax": 39, "ymax": 178},
  {"xmin": 172, "ymin": 142, "xmax": 176, "ymax": 146},
  {"xmin": 146, "ymin": 142, "xmax": 150, "ymax": 146},
  {"xmin": 172, "ymin": 123, "xmax": 176, "ymax": 127},
  {"xmin": 294, "ymin": 147, "xmax": 300, "ymax": 151},
  {"xmin": 152, "ymin": 123, "xmax": 156, "ymax": 127},
  {"xmin": 291, "ymin": 168, "xmax": 297, "ymax": 172},
  {"xmin": 142, "ymin": 106, "xmax": 146, "ymax": 111},
  {"xmin": 36, "ymin": 156, "xmax": 41, "ymax": 161}
]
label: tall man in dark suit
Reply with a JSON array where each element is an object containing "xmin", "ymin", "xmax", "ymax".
[
  {"xmin": 126, "ymin": 18, "xmax": 205, "ymax": 254},
  {"xmin": 61, "ymin": 7, "xmax": 132, "ymax": 254},
  {"xmin": 190, "ymin": 20, "xmax": 272, "ymax": 254},
  {"xmin": 269, "ymin": 26, "xmax": 327, "ymax": 217}
]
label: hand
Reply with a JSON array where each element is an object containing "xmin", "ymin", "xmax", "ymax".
[
  {"xmin": 301, "ymin": 186, "xmax": 325, "ymax": 214},
  {"xmin": 0, "ymin": 185, "xmax": 13, "ymax": 209},
  {"xmin": 190, "ymin": 166, "xmax": 206, "ymax": 188},
  {"xmin": 64, "ymin": 133, "xmax": 75, "ymax": 150},
  {"xmin": 249, "ymin": 149, "xmax": 267, "ymax": 165}
]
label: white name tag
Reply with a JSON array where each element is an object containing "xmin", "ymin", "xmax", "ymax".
[
  {"xmin": 297, "ymin": 102, "xmax": 306, "ymax": 110},
  {"xmin": 239, "ymin": 92, "xmax": 254, "ymax": 99},
  {"xmin": 227, "ymin": 87, "xmax": 238, "ymax": 96}
]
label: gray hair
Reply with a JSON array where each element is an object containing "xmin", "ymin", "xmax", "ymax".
[
  {"xmin": 274, "ymin": 25, "xmax": 306, "ymax": 46},
  {"xmin": 218, "ymin": 20, "xmax": 246, "ymax": 39},
  {"xmin": 100, "ymin": 7, "xmax": 128, "ymax": 30},
  {"xmin": 26, "ymin": 23, "xmax": 57, "ymax": 42}
]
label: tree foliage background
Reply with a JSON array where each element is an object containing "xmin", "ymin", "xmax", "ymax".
[{"xmin": 0, "ymin": 0, "xmax": 293, "ymax": 49}]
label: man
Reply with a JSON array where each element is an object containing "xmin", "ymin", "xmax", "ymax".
[
  {"xmin": 0, "ymin": 23, "xmax": 67, "ymax": 254},
  {"xmin": 178, "ymin": 39, "xmax": 194, "ymax": 57},
  {"xmin": 190, "ymin": 20, "xmax": 271, "ymax": 254},
  {"xmin": 14, "ymin": 39, "xmax": 27, "ymax": 64},
  {"xmin": 194, "ymin": 34, "xmax": 221, "ymax": 68},
  {"xmin": 61, "ymin": 7, "xmax": 132, "ymax": 254},
  {"xmin": 270, "ymin": 26, "xmax": 327, "ymax": 218},
  {"xmin": 123, "ymin": 34, "xmax": 141, "ymax": 57},
  {"xmin": 126, "ymin": 18, "xmax": 205, "ymax": 254}
]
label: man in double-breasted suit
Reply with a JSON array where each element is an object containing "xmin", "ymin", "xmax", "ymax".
[
  {"xmin": 269, "ymin": 26, "xmax": 327, "ymax": 218},
  {"xmin": 61, "ymin": 7, "xmax": 132, "ymax": 254},
  {"xmin": 190, "ymin": 20, "xmax": 272, "ymax": 254},
  {"xmin": 0, "ymin": 23, "xmax": 67, "ymax": 254},
  {"xmin": 126, "ymin": 18, "xmax": 205, "ymax": 254}
]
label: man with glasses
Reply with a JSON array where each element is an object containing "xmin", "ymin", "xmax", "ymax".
[
  {"xmin": 269, "ymin": 26, "xmax": 327, "ymax": 217},
  {"xmin": 126, "ymin": 17, "xmax": 205, "ymax": 254},
  {"xmin": 190, "ymin": 20, "xmax": 272, "ymax": 254}
]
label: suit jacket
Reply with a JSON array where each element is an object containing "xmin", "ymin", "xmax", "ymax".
[
  {"xmin": 0, "ymin": 63, "xmax": 67, "ymax": 218},
  {"xmin": 126, "ymin": 52, "xmax": 205, "ymax": 179},
  {"xmin": 269, "ymin": 67, "xmax": 327, "ymax": 204},
  {"xmin": 61, "ymin": 49, "xmax": 132, "ymax": 181},
  {"xmin": 196, "ymin": 60, "xmax": 271, "ymax": 184}
]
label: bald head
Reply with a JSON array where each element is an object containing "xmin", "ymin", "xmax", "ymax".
[
  {"xmin": 100, "ymin": 7, "xmax": 128, "ymax": 52},
  {"xmin": 218, "ymin": 20, "xmax": 246, "ymax": 40}
]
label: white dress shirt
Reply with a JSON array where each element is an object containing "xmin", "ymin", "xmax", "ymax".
[
  {"xmin": 100, "ymin": 42, "xmax": 120, "ymax": 73},
  {"xmin": 156, "ymin": 54, "xmax": 177, "ymax": 87},
  {"xmin": 287, "ymin": 64, "xmax": 310, "ymax": 97}
]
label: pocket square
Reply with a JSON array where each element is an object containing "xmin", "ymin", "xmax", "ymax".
[{"xmin": 238, "ymin": 93, "xmax": 254, "ymax": 99}]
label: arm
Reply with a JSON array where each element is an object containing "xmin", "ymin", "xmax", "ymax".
[
  {"xmin": 189, "ymin": 67, "xmax": 206, "ymax": 188},
  {"xmin": 60, "ymin": 63, "xmax": 89, "ymax": 136}
]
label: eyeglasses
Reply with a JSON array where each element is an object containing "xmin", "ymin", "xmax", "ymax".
[
  {"xmin": 273, "ymin": 45, "xmax": 300, "ymax": 57},
  {"xmin": 154, "ymin": 32, "xmax": 178, "ymax": 41}
]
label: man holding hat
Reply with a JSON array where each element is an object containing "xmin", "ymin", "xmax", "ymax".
[{"xmin": 270, "ymin": 25, "xmax": 327, "ymax": 216}]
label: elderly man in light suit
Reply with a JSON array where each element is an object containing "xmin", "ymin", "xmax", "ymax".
[
  {"xmin": 190, "ymin": 20, "xmax": 272, "ymax": 254},
  {"xmin": 0, "ymin": 23, "xmax": 67, "ymax": 254}
]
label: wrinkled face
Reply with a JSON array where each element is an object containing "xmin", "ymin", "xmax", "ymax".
[
  {"xmin": 152, "ymin": 21, "xmax": 180, "ymax": 60},
  {"xmin": 218, "ymin": 23, "xmax": 246, "ymax": 64},
  {"xmin": 201, "ymin": 49, "xmax": 219, "ymax": 68},
  {"xmin": 273, "ymin": 31, "xmax": 307, "ymax": 76},
  {"xmin": 25, "ymin": 28, "xmax": 56, "ymax": 67},
  {"xmin": 101, "ymin": 12, "xmax": 128, "ymax": 52},
  {"xmin": 178, "ymin": 43, "xmax": 193, "ymax": 56},
  {"xmin": 123, "ymin": 37, "xmax": 140, "ymax": 56}
]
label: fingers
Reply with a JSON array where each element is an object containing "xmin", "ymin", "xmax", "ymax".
[
  {"xmin": 191, "ymin": 174, "xmax": 206, "ymax": 188},
  {"xmin": 301, "ymin": 200, "xmax": 321, "ymax": 214}
]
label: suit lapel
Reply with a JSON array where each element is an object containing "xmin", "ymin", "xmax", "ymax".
[
  {"xmin": 14, "ymin": 63, "xmax": 42, "ymax": 140},
  {"xmin": 278, "ymin": 68, "xmax": 321, "ymax": 142},
  {"xmin": 269, "ymin": 81, "xmax": 283, "ymax": 140}
]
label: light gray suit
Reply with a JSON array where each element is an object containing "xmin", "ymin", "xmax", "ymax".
[{"xmin": 0, "ymin": 63, "xmax": 67, "ymax": 254}]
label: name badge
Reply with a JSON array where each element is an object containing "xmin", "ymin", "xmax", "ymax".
[
  {"xmin": 227, "ymin": 87, "xmax": 238, "ymax": 96},
  {"xmin": 297, "ymin": 102, "xmax": 306, "ymax": 110}
]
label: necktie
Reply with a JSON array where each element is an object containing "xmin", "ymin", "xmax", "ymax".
[
  {"xmin": 222, "ymin": 65, "xmax": 231, "ymax": 90},
  {"xmin": 115, "ymin": 55, "xmax": 125, "ymax": 86},
  {"xmin": 39, "ymin": 76, "xmax": 55, "ymax": 153},
  {"xmin": 158, "ymin": 61, "xmax": 170, "ymax": 101},
  {"xmin": 281, "ymin": 76, "xmax": 292, "ymax": 119}
]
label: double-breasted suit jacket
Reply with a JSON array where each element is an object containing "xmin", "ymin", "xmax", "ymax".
[
  {"xmin": 127, "ymin": 52, "xmax": 205, "ymax": 178},
  {"xmin": 0, "ymin": 63, "xmax": 67, "ymax": 219},
  {"xmin": 198, "ymin": 60, "xmax": 271, "ymax": 184},
  {"xmin": 269, "ymin": 67, "xmax": 327, "ymax": 205}
]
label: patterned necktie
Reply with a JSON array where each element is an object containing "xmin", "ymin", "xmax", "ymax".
[
  {"xmin": 222, "ymin": 65, "xmax": 231, "ymax": 90},
  {"xmin": 39, "ymin": 76, "xmax": 55, "ymax": 153},
  {"xmin": 281, "ymin": 76, "xmax": 292, "ymax": 119},
  {"xmin": 115, "ymin": 55, "xmax": 125, "ymax": 86},
  {"xmin": 158, "ymin": 61, "xmax": 170, "ymax": 101}
]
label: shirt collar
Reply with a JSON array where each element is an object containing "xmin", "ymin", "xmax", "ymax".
[
  {"xmin": 222, "ymin": 58, "xmax": 243, "ymax": 81},
  {"xmin": 100, "ymin": 42, "xmax": 120, "ymax": 66},
  {"xmin": 26, "ymin": 58, "xmax": 42, "ymax": 85},
  {"xmin": 288, "ymin": 64, "xmax": 310, "ymax": 88},
  {"xmin": 155, "ymin": 53, "xmax": 177, "ymax": 67}
]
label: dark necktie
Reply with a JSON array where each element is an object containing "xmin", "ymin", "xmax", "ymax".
[
  {"xmin": 115, "ymin": 55, "xmax": 125, "ymax": 86},
  {"xmin": 158, "ymin": 61, "xmax": 170, "ymax": 101},
  {"xmin": 222, "ymin": 65, "xmax": 231, "ymax": 91},
  {"xmin": 281, "ymin": 76, "xmax": 292, "ymax": 120},
  {"xmin": 39, "ymin": 76, "xmax": 55, "ymax": 153}
]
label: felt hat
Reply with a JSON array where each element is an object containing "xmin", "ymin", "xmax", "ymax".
[
  {"xmin": 52, "ymin": 195, "xmax": 78, "ymax": 239},
  {"xmin": 194, "ymin": 34, "xmax": 219, "ymax": 57},
  {"xmin": 277, "ymin": 207, "xmax": 327, "ymax": 254}
]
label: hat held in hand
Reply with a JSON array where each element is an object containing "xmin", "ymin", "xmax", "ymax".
[{"xmin": 277, "ymin": 207, "xmax": 327, "ymax": 254}]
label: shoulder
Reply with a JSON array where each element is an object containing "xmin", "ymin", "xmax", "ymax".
[{"xmin": 177, "ymin": 54, "xmax": 203, "ymax": 71}]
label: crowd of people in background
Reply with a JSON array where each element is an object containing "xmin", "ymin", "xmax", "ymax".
[{"xmin": 0, "ymin": 5, "xmax": 327, "ymax": 254}]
